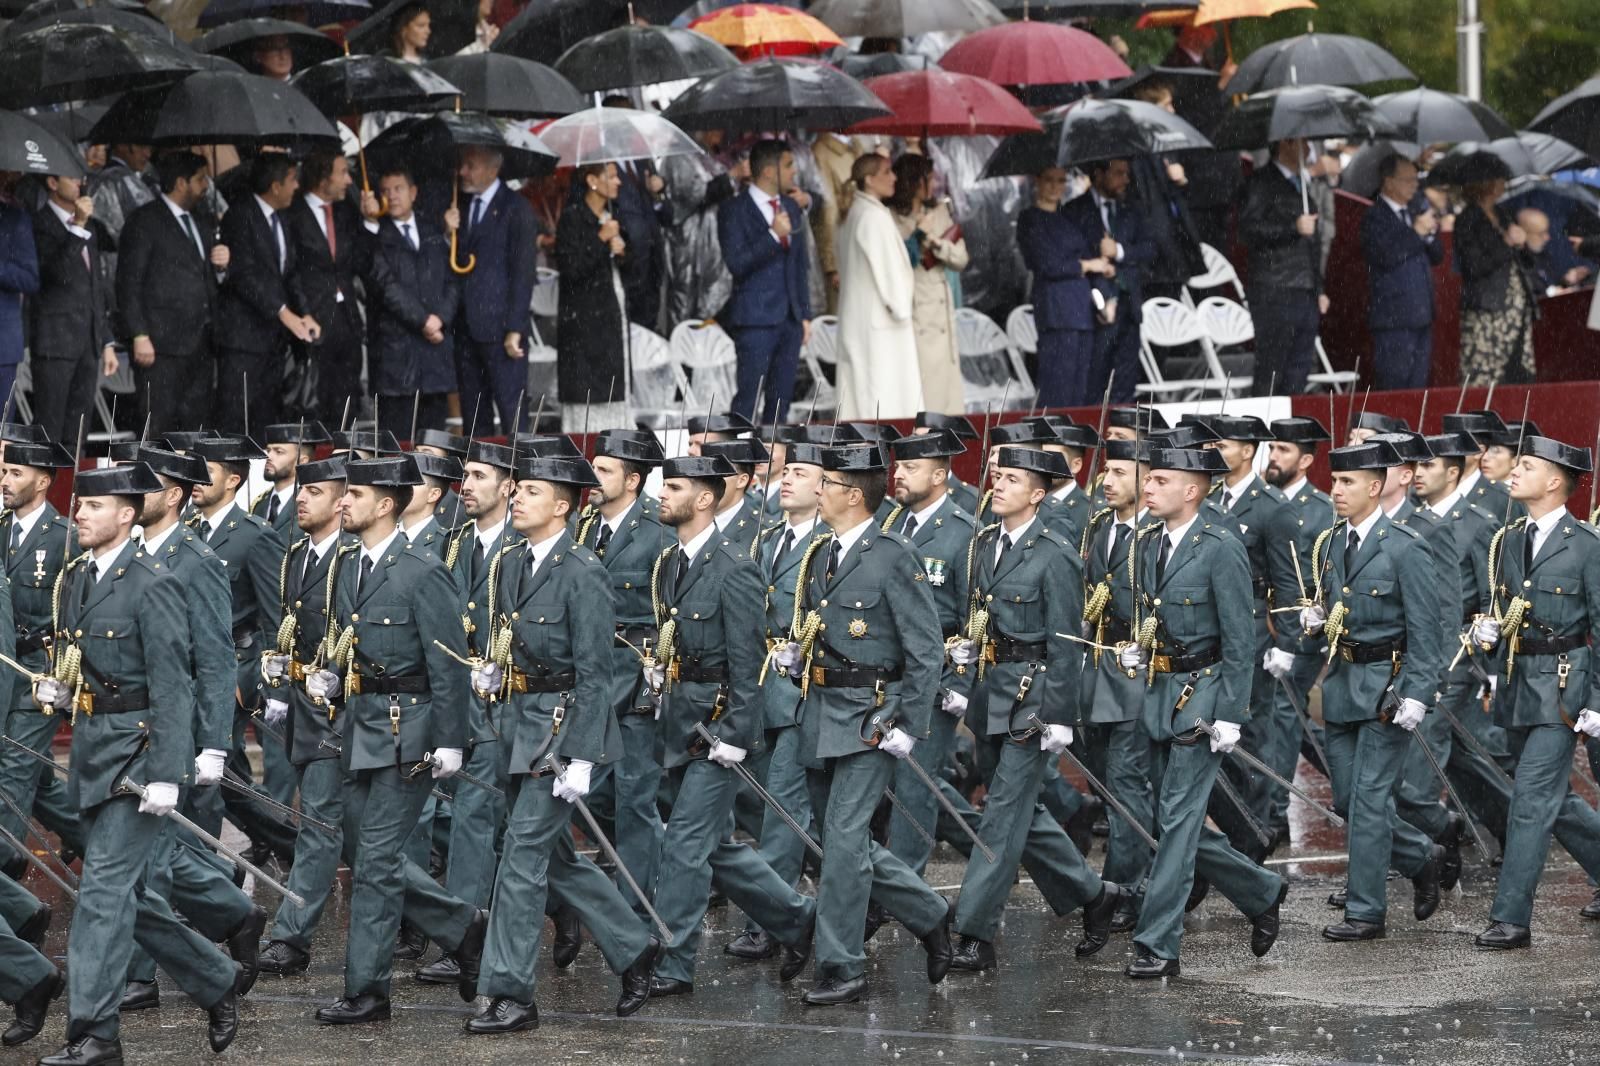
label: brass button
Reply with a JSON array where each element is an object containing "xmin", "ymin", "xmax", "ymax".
[
  {"xmin": 351, "ymin": 613, "xmax": 360, "ymax": 621},
  {"xmin": 538, "ymin": 616, "xmax": 545, "ymax": 623},
  {"xmin": 511, "ymin": 612, "xmax": 520, "ymax": 621},
  {"xmin": 820, "ymin": 599, "xmax": 829, "ymax": 608},
  {"xmin": 383, "ymin": 618, "xmax": 391, "ymax": 624},
  {"xmin": 624, "ymin": 582, "xmax": 633, "ymax": 589},
  {"xmin": 74, "ymin": 629, "xmax": 82, "ymax": 638},
  {"xmin": 1524, "ymin": 580, "xmax": 1532, "ymax": 588},
  {"xmin": 854, "ymin": 601, "xmax": 863, "ymax": 608},
  {"xmin": 670, "ymin": 607, "xmax": 679, "ymax": 616},
  {"xmin": 1183, "ymin": 599, "xmax": 1192, "ymax": 605},
  {"xmin": 352, "ymin": 637, "xmax": 360, "ymax": 645},
  {"xmin": 819, "ymin": 623, "xmax": 827, "ymax": 631},
  {"xmin": 1341, "ymin": 587, "xmax": 1350, "ymax": 595},
  {"xmin": 467, "ymin": 601, "xmax": 477, "ymax": 610},
  {"xmin": 294, "ymin": 600, "xmax": 303, "ymax": 608},
  {"xmin": 767, "ymin": 585, "xmax": 776, "ymax": 594},
  {"xmin": 986, "ymin": 594, "xmax": 994, "ymax": 603},
  {"xmin": 693, "ymin": 613, "xmax": 701, "ymax": 619},
  {"xmin": 1152, "ymin": 598, "xmax": 1161, "ymax": 607}
]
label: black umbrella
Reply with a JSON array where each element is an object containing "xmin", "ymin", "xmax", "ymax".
[
  {"xmin": 21, "ymin": 99, "xmax": 110, "ymax": 143},
  {"xmin": 343, "ymin": 0, "xmax": 479, "ymax": 60},
  {"xmin": 663, "ymin": 56, "xmax": 889, "ymax": 135},
  {"xmin": 1098, "ymin": 64, "xmax": 1222, "ymax": 110},
  {"xmin": 193, "ymin": 18, "xmax": 343, "ymax": 72},
  {"xmin": 493, "ymin": 0, "xmax": 691, "ymax": 68},
  {"xmin": 197, "ymin": 0, "xmax": 371, "ymax": 29},
  {"xmin": 0, "ymin": 23, "xmax": 214, "ymax": 109},
  {"xmin": 1431, "ymin": 133, "xmax": 1595, "ymax": 185},
  {"xmin": 1427, "ymin": 149, "xmax": 1513, "ymax": 187},
  {"xmin": 837, "ymin": 51, "xmax": 932, "ymax": 79},
  {"xmin": 552, "ymin": 24, "xmax": 737, "ymax": 94},
  {"xmin": 1530, "ymin": 77, "xmax": 1600, "ymax": 160},
  {"xmin": 0, "ymin": 0, "xmax": 146, "ymax": 17},
  {"xmin": 3, "ymin": 4, "xmax": 170, "ymax": 42},
  {"xmin": 807, "ymin": 0, "xmax": 1005, "ymax": 37},
  {"xmin": 1223, "ymin": 32, "xmax": 1414, "ymax": 96},
  {"xmin": 292, "ymin": 54, "xmax": 459, "ymax": 117},
  {"xmin": 982, "ymin": 97, "xmax": 1211, "ymax": 178},
  {"xmin": 1210, "ymin": 85, "xmax": 1401, "ymax": 150},
  {"xmin": 87, "ymin": 70, "xmax": 339, "ymax": 148},
  {"xmin": 1340, "ymin": 139, "xmax": 1421, "ymax": 200},
  {"xmin": 427, "ymin": 53, "xmax": 584, "ymax": 119},
  {"xmin": 0, "ymin": 108, "xmax": 84, "ymax": 176},
  {"xmin": 989, "ymin": 0, "xmax": 1198, "ymax": 15},
  {"xmin": 366, "ymin": 109, "xmax": 557, "ymax": 182},
  {"xmin": 1372, "ymin": 88, "xmax": 1513, "ymax": 147}
]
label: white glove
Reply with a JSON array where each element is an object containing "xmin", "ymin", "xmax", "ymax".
[
  {"xmin": 264, "ymin": 698, "xmax": 289, "ymax": 727},
  {"xmin": 1262, "ymin": 647, "xmax": 1295, "ymax": 681},
  {"xmin": 940, "ymin": 689, "xmax": 969, "ymax": 716},
  {"xmin": 260, "ymin": 652, "xmax": 289, "ymax": 685},
  {"xmin": 1392, "ymin": 697, "xmax": 1427, "ymax": 732},
  {"xmin": 879, "ymin": 727, "xmax": 916, "ymax": 760},
  {"xmin": 429, "ymin": 747, "xmax": 463, "ymax": 780},
  {"xmin": 643, "ymin": 662, "xmax": 666, "ymax": 691},
  {"xmin": 1574, "ymin": 710, "xmax": 1600, "ymax": 738},
  {"xmin": 471, "ymin": 661, "xmax": 503, "ymax": 698},
  {"xmin": 1039, "ymin": 724, "xmax": 1074, "ymax": 754},
  {"xmin": 708, "ymin": 740, "xmax": 748, "ymax": 767},
  {"xmin": 948, "ymin": 639, "xmax": 978, "ymax": 666},
  {"xmin": 1208, "ymin": 721, "xmax": 1242, "ymax": 754},
  {"xmin": 194, "ymin": 749, "xmax": 226, "ymax": 786},
  {"xmin": 138, "ymin": 782, "xmax": 179, "ymax": 816},
  {"xmin": 306, "ymin": 668, "xmax": 341, "ymax": 702},
  {"xmin": 1300, "ymin": 604, "xmax": 1326, "ymax": 635},
  {"xmin": 770, "ymin": 641, "xmax": 804, "ymax": 678},
  {"xmin": 552, "ymin": 759, "xmax": 593, "ymax": 803},
  {"xmin": 1470, "ymin": 615, "xmax": 1501, "ymax": 648},
  {"xmin": 1117, "ymin": 643, "xmax": 1146, "ymax": 672},
  {"xmin": 33, "ymin": 678, "xmax": 71, "ymax": 712}
]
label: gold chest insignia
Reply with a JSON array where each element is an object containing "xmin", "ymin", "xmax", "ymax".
[{"xmin": 848, "ymin": 618, "xmax": 868, "ymax": 638}]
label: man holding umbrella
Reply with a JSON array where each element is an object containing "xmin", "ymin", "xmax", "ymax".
[
  {"xmin": 1239, "ymin": 138, "xmax": 1330, "ymax": 396},
  {"xmin": 0, "ymin": 170, "xmax": 38, "ymax": 404}
]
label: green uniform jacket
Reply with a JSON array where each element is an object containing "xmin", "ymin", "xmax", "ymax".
[
  {"xmin": 578, "ymin": 495, "xmax": 671, "ymax": 628},
  {"xmin": 881, "ymin": 494, "xmax": 974, "ymax": 702},
  {"xmin": 329, "ymin": 536, "xmax": 469, "ymax": 772},
  {"xmin": 195, "ymin": 502, "xmax": 285, "ymax": 708},
  {"xmin": 756, "ymin": 519, "xmax": 830, "ymax": 730},
  {"xmin": 654, "ymin": 535, "xmax": 766, "ymax": 768},
  {"xmin": 277, "ymin": 533, "xmax": 354, "ymax": 764},
  {"xmin": 1491, "ymin": 515, "xmax": 1600, "ymax": 728},
  {"xmin": 445, "ymin": 519, "xmax": 524, "ymax": 745},
  {"xmin": 489, "ymin": 532, "xmax": 622, "ymax": 774},
  {"xmin": 717, "ymin": 497, "xmax": 765, "ymax": 559},
  {"xmin": 0, "ymin": 504, "xmax": 68, "ymax": 712},
  {"xmin": 1040, "ymin": 483, "xmax": 1091, "ymax": 551},
  {"xmin": 58, "ymin": 541, "xmax": 192, "ymax": 808},
  {"xmin": 1269, "ymin": 479, "xmax": 1333, "ymax": 653},
  {"xmin": 947, "ymin": 475, "xmax": 980, "ymax": 517},
  {"xmin": 405, "ymin": 515, "xmax": 452, "ymax": 553},
  {"xmin": 1392, "ymin": 499, "xmax": 1459, "ymax": 658},
  {"xmin": 147, "ymin": 529, "xmax": 234, "ymax": 752},
  {"xmin": 1079, "ymin": 507, "xmax": 1144, "ymax": 725},
  {"xmin": 250, "ymin": 486, "xmax": 297, "ymax": 539},
  {"xmin": 1449, "ymin": 498, "xmax": 1498, "ymax": 622},
  {"xmin": 1466, "ymin": 474, "xmax": 1510, "ymax": 521},
  {"xmin": 1137, "ymin": 518, "xmax": 1254, "ymax": 742},
  {"xmin": 970, "ymin": 517, "xmax": 1084, "ymax": 733},
  {"xmin": 1314, "ymin": 514, "xmax": 1443, "ymax": 721},
  {"xmin": 795, "ymin": 525, "xmax": 942, "ymax": 761}
]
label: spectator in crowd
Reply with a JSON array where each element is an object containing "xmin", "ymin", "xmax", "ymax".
[
  {"xmin": 1359, "ymin": 154, "xmax": 1443, "ymax": 391},
  {"xmin": 249, "ymin": 35, "xmax": 296, "ymax": 81},
  {"xmin": 886, "ymin": 153, "xmax": 967, "ymax": 416},
  {"xmin": 30, "ymin": 165, "xmax": 117, "ymax": 443},
  {"xmin": 718, "ymin": 138, "xmax": 809, "ymax": 424},
  {"xmin": 89, "ymin": 143, "xmax": 155, "ymax": 248},
  {"xmin": 1125, "ymin": 82, "xmax": 1207, "ymax": 305},
  {"xmin": 661, "ymin": 129, "xmax": 734, "ymax": 327},
  {"xmin": 811, "ymin": 132, "xmax": 861, "ymax": 314},
  {"xmin": 366, "ymin": 166, "xmax": 459, "ymax": 440},
  {"xmin": 603, "ymin": 98, "xmax": 674, "ymax": 328},
  {"xmin": 555, "ymin": 163, "xmax": 630, "ymax": 432},
  {"xmin": 1518, "ymin": 207, "xmax": 1593, "ymax": 293},
  {"xmin": 1455, "ymin": 175, "xmax": 1537, "ymax": 384},
  {"xmin": 1238, "ymin": 138, "xmax": 1328, "ymax": 395},
  {"xmin": 118, "ymin": 152, "xmax": 229, "ymax": 435},
  {"xmin": 835, "ymin": 153, "xmax": 919, "ymax": 419},
  {"xmin": 1018, "ymin": 165, "xmax": 1114, "ymax": 409},
  {"xmin": 381, "ymin": 1, "xmax": 431, "ymax": 61},
  {"xmin": 1065, "ymin": 157, "xmax": 1156, "ymax": 404},
  {"xmin": 0, "ymin": 172, "xmax": 38, "ymax": 406}
]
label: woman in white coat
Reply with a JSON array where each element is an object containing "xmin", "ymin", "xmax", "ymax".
[{"xmin": 835, "ymin": 153, "xmax": 923, "ymax": 419}]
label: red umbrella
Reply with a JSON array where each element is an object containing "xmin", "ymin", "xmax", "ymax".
[
  {"xmin": 938, "ymin": 21, "xmax": 1131, "ymax": 92},
  {"xmin": 850, "ymin": 69, "xmax": 1042, "ymax": 137}
]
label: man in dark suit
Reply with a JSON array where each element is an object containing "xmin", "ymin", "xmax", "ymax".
[
  {"xmin": 118, "ymin": 152, "xmax": 229, "ymax": 436},
  {"xmin": 450, "ymin": 146, "xmax": 536, "ymax": 437},
  {"xmin": 1360, "ymin": 155, "xmax": 1443, "ymax": 392},
  {"xmin": 284, "ymin": 148, "xmax": 369, "ymax": 426},
  {"xmin": 603, "ymin": 97, "xmax": 674, "ymax": 326},
  {"xmin": 718, "ymin": 139, "xmax": 810, "ymax": 424},
  {"xmin": 1064, "ymin": 159, "xmax": 1157, "ymax": 404},
  {"xmin": 365, "ymin": 166, "xmax": 459, "ymax": 441},
  {"xmin": 0, "ymin": 175, "xmax": 39, "ymax": 410},
  {"xmin": 30, "ymin": 168, "xmax": 117, "ymax": 442},
  {"xmin": 216, "ymin": 154, "xmax": 320, "ymax": 435},
  {"xmin": 1239, "ymin": 139, "xmax": 1328, "ymax": 396}
]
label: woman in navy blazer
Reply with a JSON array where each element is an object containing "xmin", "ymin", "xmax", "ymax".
[{"xmin": 1018, "ymin": 166, "xmax": 1115, "ymax": 408}]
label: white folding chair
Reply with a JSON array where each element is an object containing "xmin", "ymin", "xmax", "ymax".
[
  {"xmin": 527, "ymin": 267, "xmax": 559, "ymax": 350},
  {"xmin": 1193, "ymin": 296, "xmax": 1256, "ymax": 395},
  {"xmin": 1307, "ymin": 337, "xmax": 1360, "ymax": 393},
  {"xmin": 1135, "ymin": 297, "xmax": 1229, "ymax": 401},
  {"xmin": 90, "ymin": 351, "xmax": 136, "ymax": 445},
  {"xmin": 11, "ymin": 354, "xmax": 31, "ymax": 425},
  {"xmin": 631, "ymin": 324, "xmax": 692, "ymax": 428},
  {"xmin": 795, "ymin": 314, "xmax": 838, "ymax": 419},
  {"xmin": 1184, "ymin": 242, "xmax": 1248, "ymax": 307},
  {"xmin": 670, "ymin": 320, "xmax": 739, "ymax": 412},
  {"xmin": 955, "ymin": 307, "xmax": 1033, "ymax": 412}
]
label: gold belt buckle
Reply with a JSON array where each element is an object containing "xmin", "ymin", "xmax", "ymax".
[
  {"xmin": 810, "ymin": 665, "xmax": 827, "ymax": 687},
  {"xmin": 1339, "ymin": 644, "xmax": 1355, "ymax": 663},
  {"xmin": 508, "ymin": 668, "xmax": 529, "ymax": 694},
  {"xmin": 75, "ymin": 691, "xmax": 94, "ymax": 716},
  {"xmin": 348, "ymin": 672, "xmax": 364, "ymax": 695},
  {"xmin": 1150, "ymin": 654, "xmax": 1173, "ymax": 673},
  {"xmin": 982, "ymin": 642, "xmax": 998, "ymax": 665},
  {"xmin": 289, "ymin": 660, "xmax": 308, "ymax": 682},
  {"xmin": 668, "ymin": 659, "xmax": 682, "ymax": 683}
]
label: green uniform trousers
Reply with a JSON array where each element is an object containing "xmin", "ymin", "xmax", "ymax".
[
  {"xmin": 0, "ymin": 708, "xmax": 60, "ymax": 866},
  {"xmin": 1251, "ymin": 653, "xmax": 1327, "ymax": 832},
  {"xmin": 271, "ymin": 757, "xmax": 347, "ymax": 949},
  {"xmin": 745, "ymin": 724, "xmax": 814, "ymax": 936},
  {"xmin": 1097, "ymin": 720, "xmax": 1155, "ymax": 887},
  {"xmin": 0, "ymin": 875, "xmax": 46, "ymax": 946},
  {"xmin": 443, "ymin": 739, "xmax": 507, "ymax": 910},
  {"xmin": 1324, "ymin": 719, "xmax": 1436, "ymax": 923},
  {"xmin": 0, "ymin": 907, "xmax": 52, "ymax": 1005},
  {"xmin": 1491, "ymin": 724, "xmax": 1600, "ymax": 927},
  {"xmin": 888, "ymin": 707, "xmax": 958, "ymax": 875},
  {"xmin": 127, "ymin": 823, "xmax": 254, "ymax": 983}
]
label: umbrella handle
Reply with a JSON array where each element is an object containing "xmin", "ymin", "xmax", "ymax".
[
  {"xmin": 356, "ymin": 137, "xmax": 388, "ymax": 216},
  {"xmin": 450, "ymin": 173, "xmax": 475, "ymax": 275}
]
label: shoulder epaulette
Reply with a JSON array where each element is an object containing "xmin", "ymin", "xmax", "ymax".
[{"xmin": 880, "ymin": 503, "xmax": 905, "ymax": 533}]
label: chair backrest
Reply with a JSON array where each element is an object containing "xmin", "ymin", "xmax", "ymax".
[
  {"xmin": 670, "ymin": 320, "xmax": 738, "ymax": 408},
  {"xmin": 955, "ymin": 307, "xmax": 1026, "ymax": 409},
  {"xmin": 1187, "ymin": 242, "xmax": 1246, "ymax": 302},
  {"xmin": 1194, "ymin": 296, "xmax": 1255, "ymax": 348},
  {"xmin": 808, "ymin": 314, "xmax": 840, "ymax": 365},
  {"xmin": 1005, "ymin": 304, "xmax": 1038, "ymax": 354},
  {"xmin": 1140, "ymin": 298, "xmax": 1209, "ymax": 348},
  {"xmin": 630, "ymin": 324, "xmax": 681, "ymax": 413},
  {"xmin": 531, "ymin": 267, "xmax": 559, "ymax": 320}
]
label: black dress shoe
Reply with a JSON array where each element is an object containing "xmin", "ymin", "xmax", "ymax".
[
  {"xmin": 416, "ymin": 953, "xmax": 459, "ymax": 984},
  {"xmin": 206, "ymin": 988, "xmax": 238, "ymax": 1053},
  {"xmin": 315, "ymin": 993, "xmax": 391, "ymax": 1025},
  {"xmin": 14, "ymin": 904, "xmax": 50, "ymax": 948},
  {"xmin": 1124, "ymin": 950, "xmax": 1179, "ymax": 978},
  {"xmin": 1437, "ymin": 813, "xmax": 1465, "ymax": 892},
  {"xmin": 230, "ymin": 862, "xmax": 246, "ymax": 889},
  {"xmin": 801, "ymin": 975, "xmax": 867, "ymax": 1006},
  {"xmin": 616, "ymin": 938, "xmax": 659, "ymax": 1017},
  {"xmin": 551, "ymin": 906, "xmax": 582, "ymax": 968},
  {"xmin": 1251, "ymin": 881, "xmax": 1289, "ymax": 958},
  {"xmin": 393, "ymin": 923, "xmax": 429, "ymax": 961},
  {"xmin": 464, "ymin": 997, "xmax": 537, "ymax": 1035},
  {"xmin": 1184, "ymin": 876, "xmax": 1210, "ymax": 913},
  {"xmin": 1474, "ymin": 921, "xmax": 1531, "ymax": 950},
  {"xmin": 707, "ymin": 889, "xmax": 728, "ymax": 909},
  {"xmin": 1582, "ymin": 888, "xmax": 1600, "ymax": 920},
  {"xmin": 862, "ymin": 902, "xmax": 888, "ymax": 943},
  {"xmin": 1075, "ymin": 883, "xmax": 1122, "ymax": 957},
  {"xmin": 1327, "ymin": 886, "xmax": 1348, "ymax": 909},
  {"xmin": 648, "ymin": 976, "xmax": 693, "ymax": 997},
  {"xmin": 257, "ymin": 940, "xmax": 310, "ymax": 976},
  {"xmin": 724, "ymin": 930, "xmax": 777, "ymax": 960},
  {"xmin": 949, "ymin": 935, "xmax": 995, "ymax": 972},
  {"xmin": 1322, "ymin": 919, "xmax": 1386, "ymax": 941},
  {"xmin": 38, "ymin": 1035, "xmax": 123, "ymax": 1066},
  {"xmin": 780, "ymin": 912, "xmax": 816, "ymax": 983},
  {"xmin": 1091, "ymin": 816, "xmax": 1110, "ymax": 838},
  {"xmin": 1412, "ymin": 846, "xmax": 1442, "ymax": 921},
  {"xmin": 119, "ymin": 981, "xmax": 158, "ymax": 1012},
  {"xmin": 1109, "ymin": 904, "xmax": 1138, "ymax": 934},
  {"xmin": 226, "ymin": 904, "xmax": 267, "ymax": 996},
  {"xmin": 1064, "ymin": 796, "xmax": 1103, "ymax": 857},
  {"xmin": 3, "ymin": 967, "xmax": 60, "ymax": 1047},
  {"xmin": 456, "ymin": 909, "xmax": 489, "ymax": 1003},
  {"xmin": 1, "ymin": 851, "xmax": 25, "ymax": 881},
  {"xmin": 920, "ymin": 902, "xmax": 954, "ymax": 984}
]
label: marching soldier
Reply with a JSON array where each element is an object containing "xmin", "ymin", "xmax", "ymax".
[
  {"xmin": 1300, "ymin": 439, "xmax": 1445, "ymax": 943},
  {"xmin": 685, "ymin": 412, "xmax": 753, "ymax": 456},
  {"xmin": 462, "ymin": 453, "xmax": 658, "ymax": 1032},
  {"xmin": 1441, "ymin": 411, "xmax": 1512, "ymax": 517},
  {"xmin": 397, "ymin": 451, "xmax": 458, "ymax": 549},
  {"xmin": 1346, "ymin": 411, "xmax": 1408, "ymax": 446},
  {"xmin": 303, "ymin": 456, "xmax": 487, "ymax": 1024},
  {"xmin": 34, "ymin": 463, "xmax": 241, "ymax": 1065},
  {"xmin": 1102, "ymin": 406, "xmax": 1170, "ymax": 445},
  {"xmin": 413, "ymin": 428, "xmax": 469, "ymax": 523},
  {"xmin": 330, "ymin": 429, "xmax": 401, "ymax": 460},
  {"xmin": 699, "ymin": 438, "xmax": 769, "ymax": 552},
  {"xmin": 944, "ymin": 446, "xmax": 1123, "ymax": 971},
  {"xmin": 1119, "ymin": 445, "xmax": 1286, "ymax": 977},
  {"xmin": 1035, "ymin": 416, "xmax": 1097, "ymax": 549},
  {"xmin": 912, "ymin": 412, "xmax": 980, "ymax": 514},
  {"xmin": 1470, "ymin": 436, "xmax": 1600, "ymax": 949},
  {"xmin": 253, "ymin": 422, "xmax": 330, "ymax": 538},
  {"xmin": 0, "ymin": 903, "xmax": 57, "ymax": 1048}
]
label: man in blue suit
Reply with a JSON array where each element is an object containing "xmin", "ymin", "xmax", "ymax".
[
  {"xmin": 719, "ymin": 139, "xmax": 810, "ymax": 424},
  {"xmin": 1359, "ymin": 155, "xmax": 1443, "ymax": 391},
  {"xmin": 0, "ymin": 175, "xmax": 40, "ymax": 408},
  {"xmin": 1064, "ymin": 160, "xmax": 1157, "ymax": 404},
  {"xmin": 450, "ymin": 146, "xmax": 537, "ymax": 436}
]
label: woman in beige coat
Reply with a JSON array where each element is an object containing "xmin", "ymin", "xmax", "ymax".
[
  {"xmin": 889, "ymin": 154, "xmax": 968, "ymax": 415},
  {"xmin": 836, "ymin": 153, "xmax": 922, "ymax": 419}
]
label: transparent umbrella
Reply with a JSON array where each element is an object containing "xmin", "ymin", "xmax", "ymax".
[{"xmin": 537, "ymin": 104, "xmax": 702, "ymax": 166}]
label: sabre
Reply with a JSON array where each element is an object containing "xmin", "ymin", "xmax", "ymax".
[
  {"xmin": 877, "ymin": 725, "xmax": 996, "ymax": 863},
  {"xmin": 1055, "ymin": 630, "xmax": 1122, "ymax": 655},
  {"xmin": 0, "ymin": 774, "xmax": 79, "ymax": 888},
  {"xmin": 1453, "ymin": 376, "xmax": 1469, "ymax": 415},
  {"xmin": 115, "ymin": 777, "xmax": 306, "ymax": 906},
  {"xmin": 1273, "ymin": 674, "xmax": 1330, "ymax": 775},
  {"xmin": 1083, "ymin": 370, "xmax": 1115, "ymax": 489},
  {"xmin": 219, "ymin": 769, "xmax": 340, "ymax": 837},
  {"xmin": 1407, "ymin": 728, "xmax": 1496, "ymax": 861},
  {"xmin": 882, "ymin": 786, "xmax": 936, "ymax": 850},
  {"xmin": 0, "ymin": 817, "xmax": 75, "ymax": 901},
  {"xmin": 1191, "ymin": 719, "xmax": 1345, "ymax": 827},
  {"xmin": 1045, "ymin": 724, "xmax": 1157, "ymax": 851},
  {"xmin": 1213, "ymin": 767, "xmax": 1273, "ymax": 850},
  {"xmin": 0, "ymin": 650, "xmax": 46, "ymax": 684},
  {"xmin": 544, "ymin": 753, "xmax": 673, "ymax": 945},
  {"xmin": 1433, "ymin": 702, "xmax": 1515, "ymax": 790},
  {"xmin": 407, "ymin": 752, "xmax": 504, "ymax": 798},
  {"xmin": 318, "ymin": 736, "xmax": 455, "ymax": 804},
  {"xmin": 693, "ymin": 722, "xmax": 821, "ymax": 858},
  {"xmin": 1486, "ymin": 393, "xmax": 1532, "ymax": 616}
]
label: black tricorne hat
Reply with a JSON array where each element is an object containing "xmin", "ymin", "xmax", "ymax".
[
  {"xmin": 512, "ymin": 433, "xmax": 583, "ymax": 459},
  {"xmin": 686, "ymin": 412, "xmax": 753, "ymax": 437},
  {"xmin": 1517, "ymin": 435, "xmax": 1593, "ymax": 475},
  {"xmin": 1103, "ymin": 438, "xmax": 1153, "ymax": 464},
  {"xmin": 1424, "ymin": 432, "xmax": 1478, "ymax": 458},
  {"xmin": 6, "ymin": 441, "xmax": 74, "ymax": 469},
  {"xmin": 345, "ymin": 455, "xmax": 423, "ymax": 487},
  {"xmin": 1182, "ymin": 413, "xmax": 1272, "ymax": 442},
  {"xmin": 915, "ymin": 412, "xmax": 978, "ymax": 439},
  {"xmin": 297, "ymin": 456, "xmax": 348, "ymax": 484},
  {"xmin": 1148, "ymin": 447, "xmax": 1228, "ymax": 474},
  {"xmin": 1107, "ymin": 406, "xmax": 1170, "ymax": 432},
  {"xmin": 990, "ymin": 421, "xmax": 1054, "ymax": 447},
  {"xmin": 514, "ymin": 455, "xmax": 601, "ymax": 487},
  {"xmin": 332, "ymin": 429, "xmax": 401, "ymax": 455},
  {"xmin": 1271, "ymin": 416, "xmax": 1331, "ymax": 445},
  {"xmin": 190, "ymin": 436, "xmax": 265, "ymax": 464},
  {"xmin": 662, "ymin": 454, "xmax": 736, "ymax": 480},
  {"xmin": 821, "ymin": 444, "xmax": 889, "ymax": 473},
  {"xmin": 466, "ymin": 440, "xmax": 515, "ymax": 470},
  {"xmin": 415, "ymin": 428, "xmax": 469, "ymax": 457},
  {"xmin": 890, "ymin": 429, "xmax": 964, "ymax": 461},
  {"xmin": 701, "ymin": 439, "xmax": 770, "ymax": 468},
  {"xmin": 1367, "ymin": 431, "xmax": 1432, "ymax": 464},
  {"xmin": 1350, "ymin": 412, "xmax": 1409, "ymax": 434},
  {"xmin": 126, "ymin": 445, "xmax": 209, "ymax": 485},
  {"xmin": 413, "ymin": 452, "xmax": 463, "ymax": 482},
  {"xmin": 1329, "ymin": 441, "xmax": 1402, "ymax": 472},
  {"xmin": 995, "ymin": 445, "xmax": 1068, "ymax": 478},
  {"xmin": 595, "ymin": 429, "xmax": 665, "ymax": 465},
  {"xmin": 76, "ymin": 462, "xmax": 162, "ymax": 497},
  {"xmin": 1149, "ymin": 423, "xmax": 1219, "ymax": 449},
  {"xmin": 264, "ymin": 421, "xmax": 331, "ymax": 446}
]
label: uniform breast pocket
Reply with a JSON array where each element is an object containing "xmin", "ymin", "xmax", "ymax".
[
  {"xmin": 823, "ymin": 587, "xmax": 884, "ymax": 644},
  {"xmin": 519, "ymin": 603, "xmax": 569, "ymax": 657},
  {"xmin": 611, "ymin": 569, "xmax": 649, "ymax": 596},
  {"xmin": 676, "ymin": 598, "xmax": 722, "ymax": 652},
  {"xmin": 1162, "ymin": 585, "xmax": 1211, "ymax": 633},
  {"xmin": 81, "ymin": 618, "xmax": 137, "ymax": 673},
  {"xmin": 1536, "ymin": 577, "xmax": 1582, "ymax": 626},
  {"xmin": 992, "ymin": 586, "xmax": 1043, "ymax": 635},
  {"xmin": 363, "ymin": 611, "xmax": 412, "ymax": 656}
]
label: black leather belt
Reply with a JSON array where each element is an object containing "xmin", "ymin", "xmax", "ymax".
[
  {"xmin": 985, "ymin": 634, "xmax": 1048, "ymax": 663},
  {"xmin": 350, "ymin": 673, "xmax": 429, "ymax": 696},
  {"xmin": 1150, "ymin": 649, "xmax": 1219, "ymax": 674},
  {"xmin": 1252, "ymin": 575, "xmax": 1269, "ymax": 600},
  {"xmin": 509, "ymin": 667, "xmax": 576, "ymax": 693},
  {"xmin": 673, "ymin": 659, "xmax": 728, "ymax": 684},
  {"xmin": 15, "ymin": 631, "xmax": 48, "ymax": 655},
  {"xmin": 1337, "ymin": 637, "xmax": 1407, "ymax": 664},
  {"xmin": 80, "ymin": 688, "xmax": 148, "ymax": 714},
  {"xmin": 1517, "ymin": 633, "xmax": 1586, "ymax": 656},
  {"xmin": 616, "ymin": 624, "xmax": 658, "ymax": 647},
  {"xmin": 1101, "ymin": 617, "xmax": 1132, "ymax": 644},
  {"xmin": 1462, "ymin": 607, "xmax": 1478, "ymax": 626},
  {"xmin": 808, "ymin": 662, "xmax": 904, "ymax": 688}
]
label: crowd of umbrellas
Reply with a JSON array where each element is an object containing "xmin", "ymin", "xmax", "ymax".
[{"xmin": 3, "ymin": 0, "xmax": 1600, "ymax": 262}]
